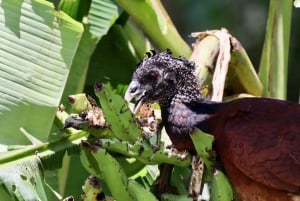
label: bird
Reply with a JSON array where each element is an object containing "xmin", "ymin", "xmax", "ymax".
[{"xmin": 124, "ymin": 50, "xmax": 300, "ymax": 201}]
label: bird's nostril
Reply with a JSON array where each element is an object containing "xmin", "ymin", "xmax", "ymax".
[{"xmin": 130, "ymin": 86, "xmax": 137, "ymax": 93}]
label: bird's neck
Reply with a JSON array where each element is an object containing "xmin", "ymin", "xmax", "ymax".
[
  {"xmin": 161, "ymin": 96, "xmax": 227, "ymax": 134},
  {"xmin": 194, "ymin": 101, "xmax": 227, "ymax": 135}
]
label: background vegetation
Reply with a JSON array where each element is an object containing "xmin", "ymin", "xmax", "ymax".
[
  {"xmin": 164, "ymin": 0, "xmax": 299, "ymax": 102},
  {"xmin": 0, "ymin": 0, "xmax": 298, "ymax": 201}
]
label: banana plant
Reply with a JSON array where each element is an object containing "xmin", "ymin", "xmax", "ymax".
[{"xmin": 0, "ymin": 0, "xmax": 296, "ymax": 200}]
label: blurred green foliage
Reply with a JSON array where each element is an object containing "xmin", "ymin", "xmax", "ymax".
[{"xmin": 163, "ymin": 0, "xmax": 299, "ymax": 101}]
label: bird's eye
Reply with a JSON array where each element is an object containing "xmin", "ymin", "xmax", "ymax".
[{"xmin": 148, "ymin": 71, "xmax": 158, "ymax": 81}]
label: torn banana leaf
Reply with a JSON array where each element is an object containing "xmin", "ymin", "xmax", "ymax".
[
  {"xmin": 80, "ymin": 142, "xmax": 134, "ymax": 201},
  {"xmin": 97, "ymin": 138, "xmax": 192, "ymax": 166},
  {"xmin": 94, "ymin": 83, "xmax": 143, "ymax": 143},
  {"xmin": 0, "ymin": 157, "xmax": 52, "ymax": 201},
  {"xmin": 190, "ymin": 129, "xmax": 215, "ymax": 180},
  {"xmin": 80, "ymin": 142, "xmax": 158, "ymax": 201},
  {"xmin": 210, "ymin": 171, "xmax": 234, "ymax": 201}
]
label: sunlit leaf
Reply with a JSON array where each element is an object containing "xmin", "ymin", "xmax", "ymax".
[
  {"xmin": 0, "ymin": 157, "xmax": 54, "ymax": 201},
  {"xmin": 0, "ymin": 0, "xmax": 83, "ymax": 144},
  {"xmin": 115, "ymin": 0, "xmax": 191, "ymax": 57},
  {"xmin": 210, "ymin": 171, "xmax": 234, "ymax": 201},
  {"xmin": 294, "ymin": 0, "xmax": 300, "ymax": 8},
  {"xmin": 61, "ymin": 0, "xmax": 122, "ymax": 107},
  {"xmin": 88, "ymin": 0, "xmax": 120, "ymax": 38},
  {"xmin": 258, "ymin": 0, "xmax": 292, "ymax": 99}
]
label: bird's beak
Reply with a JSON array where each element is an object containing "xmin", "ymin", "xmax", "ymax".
[{"xmin": 125, "ymin": 80, "xmax": 146, "ymax": 114}]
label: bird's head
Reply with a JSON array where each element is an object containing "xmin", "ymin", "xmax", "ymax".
[{"xmin": 125, "ymin": 50, "xmax": 199, "ymax": 113}]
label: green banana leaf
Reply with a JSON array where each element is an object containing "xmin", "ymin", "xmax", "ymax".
[
  {"xmin": 0, "ymin": 0, "xmax": 83, "ymax": 144},
  {"xmin": 115, "ymin": 0, "xmax": 191, "ymax": 57},
  {"xmin": 53, "ymin": 0, "xmax": 123, "ymax": 199},
  {"xmin": 0, "ymin": 0, "xmax": 122, "ymax": 200},
  {"xmin": 0, "ymin": 158, "xmax": 50, "ymax": 201},
  {"xmin": 258, "ymin": 0, "xmax": 292, "ymax": 99},
  {"xmin": 60, "ymin": 0, "xmax": 122, "ymax": 106}
]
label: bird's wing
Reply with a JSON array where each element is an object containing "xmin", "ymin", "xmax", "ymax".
[{"xmin": 217, "ymin": 98, "xmax": 300, "ymax": 193}]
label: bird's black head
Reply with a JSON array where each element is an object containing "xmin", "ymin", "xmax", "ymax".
[{"xmin": 125, "ymin": 50, "xmax": 201, "ymax": 113}]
